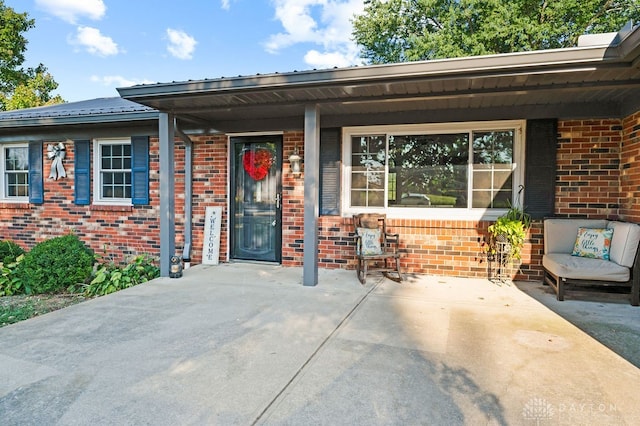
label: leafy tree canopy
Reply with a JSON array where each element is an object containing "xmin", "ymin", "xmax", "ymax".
[
  {"xmin": 352, "ymin": 0, "xmax": 640, "ymax": 64},
  {"xmin": 0, "ymin": 0, "xmax": 64, "ymax": 110}
]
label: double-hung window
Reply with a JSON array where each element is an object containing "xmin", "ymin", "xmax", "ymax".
[
  {"xmin": 1, "ymin": 144, "xmax": 29, "ymax": 201},
  {"xmin": 93, "ymin": 138, "xmax": 132, "ymax": 204},
  {"xmin": 343, "ymin": 120, "xmax": 524, "ymax": 219}
]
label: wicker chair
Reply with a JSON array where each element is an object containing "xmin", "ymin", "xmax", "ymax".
[{"xmin": 353, "ymin": 213, "xmax": 403, "ymax": 284}]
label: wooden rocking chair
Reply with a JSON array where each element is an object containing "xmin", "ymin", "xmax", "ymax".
[{"xmin": 353, "ymin": 213, "xmax": 403, "ymax": 284}]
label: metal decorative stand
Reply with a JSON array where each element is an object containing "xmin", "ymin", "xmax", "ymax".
[{"xmin": 489, "ymin": 235, "xmax": 512, "ymax": 285}]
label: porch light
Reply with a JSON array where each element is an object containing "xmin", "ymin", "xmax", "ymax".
[{"xmin": 288, "ymin": 146, "xmax": 302, "ymax": 177}]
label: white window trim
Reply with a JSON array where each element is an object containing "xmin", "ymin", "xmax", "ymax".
[
  {"xmin": 0, "ymin": 143, "xmax": 29, "ymax": 202},
  {"xmin": 341, "ymin": 120, "xmax": 526, "ymax": 221},
  {"xmin": 93, "ymin": 138, "xmax": 132, "ymax": 206}
]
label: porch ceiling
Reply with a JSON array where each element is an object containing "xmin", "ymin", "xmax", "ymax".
[{"xmin": 119, "ymin": 27, "xmax": 640, "ymax": 133}]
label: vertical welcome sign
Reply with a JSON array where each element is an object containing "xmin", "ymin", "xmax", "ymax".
[{"xmin": 202, "ymin": 206, "xmax": 222, "ymax": 265}]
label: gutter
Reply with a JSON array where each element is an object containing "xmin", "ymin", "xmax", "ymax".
[
  {"xmin": 176, "ymin": 124, "xmax": 193, "ymax": 269},
  {"xmin": 117, "ymin": 44, "xmax": 618, "ymax": 101},
  {"xmin": 0, "ymin": 111, "xmax": 160, "ymax": 129}
]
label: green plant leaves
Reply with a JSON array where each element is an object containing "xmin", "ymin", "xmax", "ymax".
[
  {"xmin": 84, "ymin": 255, "xmax": 159, "ymax": 297},
  {"xmin": 488, "ymin": 204, "xmax": 531, "ymax": 260},
  {"xmin": 0, "ymin": 254, "xmax": 26, "ymax": 296}
]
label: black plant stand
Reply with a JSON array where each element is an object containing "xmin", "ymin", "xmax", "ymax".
[{"xmin": 492, "ymin": 236, "xmax": 512, "ymax": 284}]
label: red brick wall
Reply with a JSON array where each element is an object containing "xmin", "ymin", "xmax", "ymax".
[
  {"xmin": 0, "ymin": 140, "xmax": 163, "ymax": 264},
  {"xmin": 620, "ymin": 111, "xmax": 640, "ymax": 223},
  {"xmin": 555, "ymin": 119, "xmax": 622, "ymax": 219},
  {"xmin": 189, "ymin": 135, "xmax": 228, "ymax": 263},
  {"xmin": 311, "ymin": 216, "xmax": 544, "ymax": 281},
  {"xmin": 281, "ymin": 132, "xmax": 305, "ymax": 265}
]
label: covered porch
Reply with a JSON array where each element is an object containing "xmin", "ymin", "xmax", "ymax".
[{"xmin": 118, "ymin": 24, "xmax": 640, "ymax": 282}]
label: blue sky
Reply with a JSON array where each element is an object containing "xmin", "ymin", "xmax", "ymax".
[{"xmin": 6, "ymin": 0, "xmax": 366, "ymax": 102}]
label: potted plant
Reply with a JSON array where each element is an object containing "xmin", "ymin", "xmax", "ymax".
[{"xmin": 487, "ymin": 202, "xmax": 531, "ymax": 261}]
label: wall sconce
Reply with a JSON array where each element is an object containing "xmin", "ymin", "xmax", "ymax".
[{"xmin": 288, "ymin": 146, "xmax": 302, "ymax": 177}]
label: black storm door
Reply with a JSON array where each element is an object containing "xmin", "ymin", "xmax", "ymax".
[{"xmin": 230, "ymin": 136, "xmax": 282, "ymax": 262}]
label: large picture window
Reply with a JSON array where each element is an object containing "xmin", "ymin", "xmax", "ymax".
[
  {"xmin": 1, "ymin": 144, "xmax": 29, "ymax": 200},
  {"xmin": 388, "ymin": 133, "xmax": 469, "ymax": 208},
  {"xmin": 94, "ymin": 138, "xmax": 132, "ymax": 204},
  {"xmin": 343, "ymin": 121, "xmax": 524, "ymax": 219}
]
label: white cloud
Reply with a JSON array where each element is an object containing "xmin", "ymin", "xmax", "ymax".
[
  {"xmin": 166, "ymin": 29, "xmax": 197, "ymax": 60},
  {"xmin": 304, "ymin": 49, "xmax": 355, "ymax": 69},
  {"xmin": 221, "ymin": 0, "xmax": 239, "ymax": 10},
  {"xmin": 35, "ymin": 0, "xmax": 106, "ymax": 24},
  {"xmin": 265, "ymin": 0, "xmax": 365, "ymax": 69},
  {"xmin": 90, "ymin": 75, "xmax": 155, "ymax": 88},
  {"xmin": 71, "ymin": 26, "xmax": 119, "ymax": 56},
  {"xmin": 265, "ymin": 0, "xmax": 321, "ymax": 52}
]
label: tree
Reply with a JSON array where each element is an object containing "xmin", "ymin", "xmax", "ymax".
[
  {"xmin": 3, "ymin": 65, "xmax": 64, "ymax": 110},
  {"xmin": 352, "ymin": 0, "xmax": 640, "ymax": 64},
  {"xmin": 0, "ymin": 1, "xmax": 64, "ymax": 110}
]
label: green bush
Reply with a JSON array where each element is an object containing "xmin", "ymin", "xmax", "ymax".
[
  {"xmin": 85, "ymin": 255, "xmax": 160, "ymax": 297},
  {"xmin": 0, "ymin": 240, "xmax": 25, "ymax": 265},
  {"xmin": 15, "ymin": 234, "xmax": 95, "ymax": 294}
]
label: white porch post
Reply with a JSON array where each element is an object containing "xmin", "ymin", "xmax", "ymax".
[
  {"xmin": 303, "ymin": 104, "xmax": 320, "ymax": 286},
  {"xmin": 159, "ymin": 112, "xmax": 176, "ymax": 277}
]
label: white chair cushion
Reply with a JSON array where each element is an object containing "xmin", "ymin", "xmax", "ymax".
[
  {"xmin": 543, "ymin": 218, "xmax": 608, "ymax": 254},
  {"xmin": 607, "ymin": 221, "xmax": 640, "ymax": 268},
  {"xmin": 543, "ymin": 253, "xmax": 630, "ymax": 282}
]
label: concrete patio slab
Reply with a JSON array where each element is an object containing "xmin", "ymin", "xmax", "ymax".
[{"xmin": 1, "ymin": 263, "xmax": 638, "ymax": 425}]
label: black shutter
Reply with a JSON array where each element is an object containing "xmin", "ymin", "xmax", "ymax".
[
  {"xmin": 74, "ymin": 139, "xmax": 91, "ymax": 205},
  {"xmin": 319, "ymin": 128, "xmax": 341, "ymax": 215},
  {"xmin": 28, "ymin": 141, "xmax": 43, "ymax": 204},
  {"xmin": 131, "ymin": 136, "xmax": 149, "ymax": 205},
  {"xmin": 524, "ymin": 119, "xmax": 557, "ymax": 219}
]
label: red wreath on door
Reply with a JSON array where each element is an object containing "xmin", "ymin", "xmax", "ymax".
[{"xmin": 243, "ymin": 148, "xmax": 274, "ymax": 181}]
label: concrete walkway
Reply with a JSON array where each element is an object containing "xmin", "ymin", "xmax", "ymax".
[{"xmin": 1, "ymin": 263, "xmax": 639, "ymax": 425}]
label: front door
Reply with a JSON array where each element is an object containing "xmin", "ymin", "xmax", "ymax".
[{"xmin": 230, "ymin": 135, "xmax": 282, "ymax": 262}]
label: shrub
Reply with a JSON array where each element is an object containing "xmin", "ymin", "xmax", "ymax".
[
  {"xmin": 0, "ymin": 240, "xmax": 25, "ymax": 265},
  {"xmin": 84, "ymin": 255, "xmax": 160, "ymax": 297},
  {"xmin": 15, "ymin": 234, "xmax": 95, "ymax": 294}
]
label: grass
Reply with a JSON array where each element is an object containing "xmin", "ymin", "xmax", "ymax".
[
  {"xmin": 0, "ymin": 302, "xmax": 36, "ymax": 326},
  {"xmin": 0, "ymin": 295, "xmax": 86, "ymax": 328}
]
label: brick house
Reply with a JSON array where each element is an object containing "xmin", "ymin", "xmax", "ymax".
[{"xmin": 1, "ymin": 25, "xmax": 639, "ymax": 284}]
